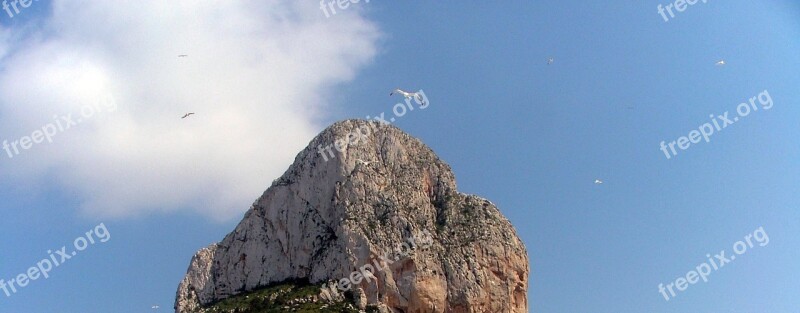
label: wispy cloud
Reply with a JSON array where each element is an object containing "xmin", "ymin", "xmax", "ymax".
[{"xmin": 0, "ymin": 0, "xmax": 380, "ymax": 221}]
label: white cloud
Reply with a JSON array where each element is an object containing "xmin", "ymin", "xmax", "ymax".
[
  {"xmin": 0, "ymin": 0, "xmax": 380, "ymax": 221},
  {"xmin": 0, "ymin": 26, "xmax": 9, "ymax": 61}
]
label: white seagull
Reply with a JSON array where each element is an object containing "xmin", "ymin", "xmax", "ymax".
[
  {"xmin": 355, "ymin": 159, "xmax": 372, "ymax": 166},
  {"xmin": 547, "ymin": 57, "xmax": 554, "ymax": 65},
  {"xmin": 594, "ymin": 179, "xmax": 603, "ymax": 185},
  {"xmin": 151, "ymin": 305, "xmax": 160, "ymax": 310},
  {"xmin": 390, "ymin": 89, "xmax": 425, "ymax": 104},
  {"xmin": 715, "ymin": 59, "xmax": 726, "ymax": 66}
]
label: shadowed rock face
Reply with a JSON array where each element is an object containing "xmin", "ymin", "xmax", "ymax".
[{"xmin": 175, "ymin": 119, "xmax": 529, "ymax": 313}]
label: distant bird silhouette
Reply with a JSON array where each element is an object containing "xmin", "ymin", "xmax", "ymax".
[
  {"xmin": 391, "ymin": 89, "xmax": 425, "ymax": 104},
  {"xmin": 547, "ymin": 57, "xmax": 554, "ymax": 65},
  {"xmin": 715, "ymin": 60, "xmax": 726, "ymax": 66},
  {"xmin": 178, "ymin": 55, "xmax": 188, "ymax": 58},
  {"xmin": 594, "ymin": 179, "xmax": 603, "ymax": 185},
  {"xmin": 181, "ymin": 113, "xmax": 195, "ymax": 119}
]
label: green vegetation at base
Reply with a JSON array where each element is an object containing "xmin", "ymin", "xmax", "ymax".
[{"xmin": 193, "ymin": 280, "xmax": 378, "ymax": 313}]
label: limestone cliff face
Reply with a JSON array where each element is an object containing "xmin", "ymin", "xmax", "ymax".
[{"xmin": 174, "ymin": 119, "xmax": 529, "ymax": 313}]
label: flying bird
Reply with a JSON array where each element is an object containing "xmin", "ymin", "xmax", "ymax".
[
  {"xmin": 390, "ymin": 89, "xmax": 425, "ymax": 104},
  {"xmin": 151, "ymin": 305, "xmax": 160, "ymax": 310},
  {"xmin": 178, "ymin": 54, "xmax": 188, "ymax": 58},
  {"xmin": 594, "ymin": 179, "xmax": 603, "ymax": 185},
  {"xmin": 547, "ymin": 57, "xmax": 554, "ymax": 65},
  {"xmin": 181, "ymin": 113, "xmax": 195, "ymax": 119},
  {"xmin": 715, "ymin": 60, "xmax": 726, "ymax": 66},
  {"xmin": 355, "ymin": 159, "xmax": 372, "ymax": 166}
]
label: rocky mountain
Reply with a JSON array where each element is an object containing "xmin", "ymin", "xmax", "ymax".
[{"xmin": 174, "ymin": 119, "xmax": 529, "ymax": 313}]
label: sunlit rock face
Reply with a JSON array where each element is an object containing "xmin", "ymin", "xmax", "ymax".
[{"xmin": 175, "ymin": 120, "xmax": 529, "ymax": 313}]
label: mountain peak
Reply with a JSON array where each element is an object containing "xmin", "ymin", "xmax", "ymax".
[{"xmin": 175, "ymin": 120, "xmax": 529, "ymax": 312}]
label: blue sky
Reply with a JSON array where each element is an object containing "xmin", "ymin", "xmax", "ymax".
[{"xmin": 1, "ymin": 1, "xmax": 799, "ymax": 312}]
